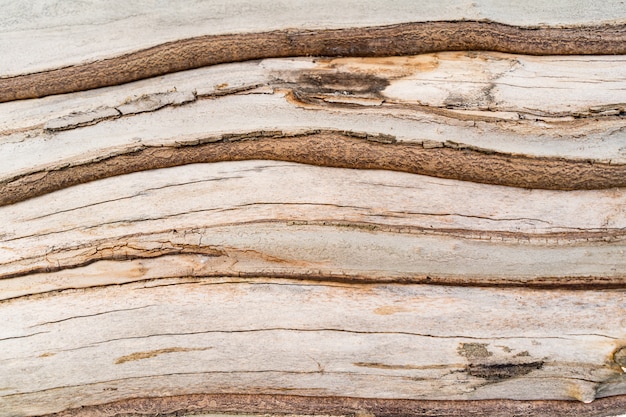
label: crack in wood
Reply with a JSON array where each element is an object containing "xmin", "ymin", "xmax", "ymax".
[
  {"xmin": 0, "ymin": 331, "xmax": 50, "ymax": 342},
  {"xmin": 2, "ymin": 8, "xmax": 626, "ymax": 416},
  {"xmin": 467, "ymin": 361, "xmax": 545, "ymax": 381},
  {"xmin": 16, "ymin": 70, "xmax": 624, "ymax": 140},
  {"xmin": 0, "ymin": 247, "xmax": 626, "ymax": 296},
  {"xmin": 0, "ymin": 367, "xmax": 608, "ymax": 399},
  {"xmin": 30, "ymin": 305, "xmax": 155, "ymax": 327}
]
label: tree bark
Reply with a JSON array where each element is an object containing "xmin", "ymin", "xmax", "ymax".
[{"xmin": 0, "ymin": 2, "xmax": 625, "ymax": 416}]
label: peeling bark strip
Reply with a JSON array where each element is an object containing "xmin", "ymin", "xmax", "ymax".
[
  {"xmin": 40, "ymin": 393, "xmax": 626, "ymax": 417},
  {"xmin": 2, "ymin": 21, "xmax": 626, "ymax": 102},
  {"xmin": 2, "ymin": 131, "xmax": 625, "ymax": 207}
]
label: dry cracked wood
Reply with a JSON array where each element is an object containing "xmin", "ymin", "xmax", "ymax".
[
  {"xmin": 1, "ymin": 53, "xmax": 626, "ymax": 206},
  {"xmin": 1, "ymin": 2, "xmax": 626, "ymax": 417},
  {"xmin": 1, "ymin": 280, "xmax": 625, "ymax": 416},
  {"xmin": 1, "ymin": 161, "xmax": 626, "ymax": 291},
  {"xmin": 1, "ymin": 0, "xmax": 626, "ymax": 101},
  {"xmin": 3, "ymin": 21, "xmax": 626, "ymax": 102},
  {"xmin": 3, "ymin": 0, "xmax": 625, "ymax": 77}
]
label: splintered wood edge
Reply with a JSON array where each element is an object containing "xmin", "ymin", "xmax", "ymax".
[
  {"xmin": 42, "ymin": 393, "xmax": 626, "ymax": 417},
  {"xmin": 2, "ymin": 131, "xmax": 626, "ymax": 207},
  {"xmin": 1, "ymin": 21, "xmax": 626, "ymax": 102}
]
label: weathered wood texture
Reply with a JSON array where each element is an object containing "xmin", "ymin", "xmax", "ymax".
[
  {"xmin": 1, "ymin": 281, "xmax": 625, "ymax": 415},
  {"xmin": 1, "ymin": 2, "xmax": 625, "ymax": 416}
]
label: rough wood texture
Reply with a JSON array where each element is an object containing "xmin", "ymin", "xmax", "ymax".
[
  {"xmin": 1, "ymin": 280, "xmax": 625, "ymax": 415},
  {"xmin": 2, "ymin": 0, "xmax": 625, "ymax": 76},
  {"xmin": 2, "ymin": 54, "xmax": 626, "ymax": 206},
  {"xmin": 1, "ymin": 2, "xmax": 625, "ymax": 417},
  {"xmin": 3, "ymin": 21, "xmax": 626, "ymax": 103}
]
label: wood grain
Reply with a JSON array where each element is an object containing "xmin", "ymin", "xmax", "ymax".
[
  {"xmin": 4, "ymin": 0, "xmax": 625, "ymax": 78},
  {"xmin": 2, "ymin": 162, "xmax": 625, "ymax": 292},
  {"xmin": 1, "ymin": 53, "xmax": 625, "ymax": 205},
  {"xmin": 1, "ymin": 280, "xmax": 624, "ymax": 416},
  {"xmin": 2, "ymin": 21, "xmax": 626, "ymax": 102},
  {"xmin": 2, "ymin": 3, "xmax": 626, "ymax": 416}
]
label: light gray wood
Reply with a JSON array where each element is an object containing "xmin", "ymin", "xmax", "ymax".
[
  {"xmin": 1, "ymin": 279, "xmax": 624, "ymax": 417},
  {"xmin": 2, "ymin": 54, "xmax": 625, "ymax": 174},
  {"xmin": 1, "ymin": 2, "xmax": 625, "ymax": 417},
  {"xmin": 1, "ymin": 0, "xmax": 625, "ymax": 77},
  {"xmin": 1, "ymin": 161, "xmax": 625, "ymax": 292}
]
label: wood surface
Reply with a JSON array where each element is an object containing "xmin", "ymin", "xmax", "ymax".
[{"xmin": 1, "ymin": 2, "xmax": 625, "ymax": 416}]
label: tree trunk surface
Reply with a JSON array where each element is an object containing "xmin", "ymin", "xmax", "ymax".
[{"xmin": 1, "ymin": 1, "xmax": 625, "ymax": 416}]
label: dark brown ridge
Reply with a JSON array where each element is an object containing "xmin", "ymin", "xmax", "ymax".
[
  {"xmin": 42, "ymin": 393, "xmax": 626, "ymax": 417},
  {"xmin": 1, "ymin": 21, "xmax": 626, "ymax": 102},
  {"xmin": 2, "ymin": 131, "xmax": 625, "ymax": 207}
]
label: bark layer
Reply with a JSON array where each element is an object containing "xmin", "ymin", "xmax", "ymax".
[
  {"xmin": 2, "ymin": 21, "xmax": 626, "ymax": 102},
  {"xmin": 1, "ymin": 3, "xmax": 626, "ymax": 417}
]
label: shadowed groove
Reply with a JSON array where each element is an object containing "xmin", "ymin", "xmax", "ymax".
[{"xmin": 1, "ymin": 21, "xmax": 626, "ymax": 102}]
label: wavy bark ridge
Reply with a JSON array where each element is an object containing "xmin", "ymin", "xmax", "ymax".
[
  {"xmin": 1, "ymin": 21, "xmax": 626, "ymax": 102},
  {"xmin": 2, "ymin": 10, "xmax": 626, "ymax": 417},
  {"xmin": 41, "ymin": 393, "xmax": 626, "ymax": 417},
  {"xmin": 2, "ymin": 130, "xmax": 626, "ymax": 207}
]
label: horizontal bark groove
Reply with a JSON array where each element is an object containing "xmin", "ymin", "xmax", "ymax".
[
  {"xmin": 42, "ymin": 393, "xmax": 626, "ymax": 417},
  {"xmin": 1, "ymin": 21, "xmax": 626, "ymax": 102},
  {"xmin": 2, "ymin": 130, "xmax": 625, "ymax": 207}
]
